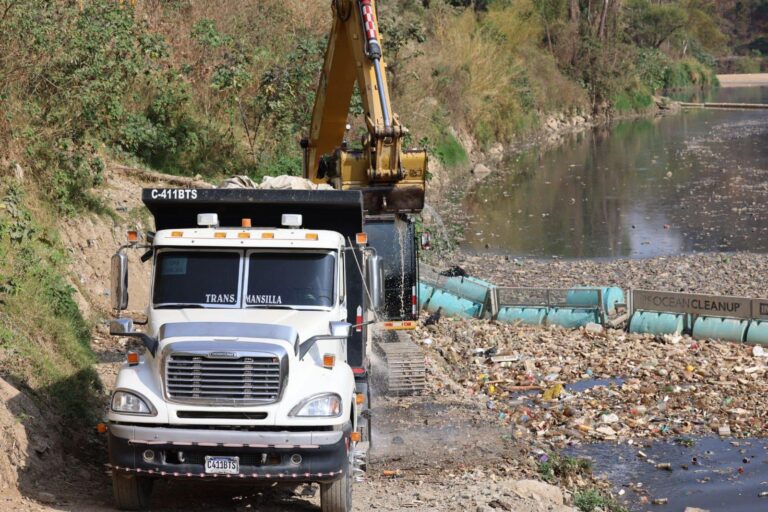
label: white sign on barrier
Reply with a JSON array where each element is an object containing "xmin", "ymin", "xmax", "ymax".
[{"xmin": 632, "ymin": 290, "xmax": 752, "ymax": 320}]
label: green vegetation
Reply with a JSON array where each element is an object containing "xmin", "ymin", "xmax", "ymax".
[
  {"xmin": 538, "ymin": 453, "xmax": 592, "ymax": 483},
  {"xmin": 434, "ymin": 132, "xmax": 469, "ymax": 167},
  {"xmin": 573, "ymin": 488, "xmax": 628, "ymax": 512},
  {"xmin": 0, "ymin": 183, "xmax": 100, "ymax": 422}
]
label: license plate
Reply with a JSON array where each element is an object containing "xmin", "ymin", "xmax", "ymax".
[{"xmin": 204, "ymin": 456, "xmax": 239, "ymax": 474}]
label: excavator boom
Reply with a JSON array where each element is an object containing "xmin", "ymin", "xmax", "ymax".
[{"xmin": 302, "ymin": 0, "xmax": 427, "ymax": 214}]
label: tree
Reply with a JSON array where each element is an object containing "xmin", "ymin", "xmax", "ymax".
[{"xmin": 625, "ymin": 0, "xmax": 689, "ymax": 48}]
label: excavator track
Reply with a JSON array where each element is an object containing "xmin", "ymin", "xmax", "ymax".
[{"xmin": 373, "ymin": 330, "xmax": 426, "ymax": 395}]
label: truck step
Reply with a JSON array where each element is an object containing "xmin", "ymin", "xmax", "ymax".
[{"xmin": 374, "ymin": 330, "xmax": 426, "ymax": 395}]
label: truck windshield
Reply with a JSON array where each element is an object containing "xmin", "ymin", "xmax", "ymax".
[
  {"xmin": 246, "ymin": 252, "xmax": 335, "ymax": 308},
  {"xmin": 153, "ymin": 251, "xmax": 241, "ymax": 307}
]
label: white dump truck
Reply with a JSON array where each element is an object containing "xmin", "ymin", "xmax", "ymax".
[{"xmin": 106, "ymin": 188, "xmax": 400, "ymax": 511}]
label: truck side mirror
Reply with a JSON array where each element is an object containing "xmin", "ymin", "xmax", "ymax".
[
  {"xmin": 109, "ymin": 318, "xmax": 159, "ymax": 357},
  {"xmin": 111, "ymin": 252, "xmax": 129, "ymax": 312},
  {"xmin": 329, "ymin": 321, "xmax": 351, "ymax": 337},
  {"xmin": 366, "ymin": 254, "xmax": 385, "ymax": 311},
  {"xmin": 298, "ymin": 322, "xmax": 352, "ymax": 360}
]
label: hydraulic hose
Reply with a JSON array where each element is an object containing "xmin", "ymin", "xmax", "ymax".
[{"xmin": 358, "ymin": 0, "xmax": 391, "ymax": 129}]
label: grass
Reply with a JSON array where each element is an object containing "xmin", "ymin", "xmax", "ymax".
[
  {"xmin": 538, "ymin": 453, "xmax": 592, "ymax": 483},
  {"xmin": 0, "ymin": 183, "xmax": 101, "ymax": 423},
  {"xmin": 573, "ymin": 489, "xmax": 628, "ymax": 512},
  {"xmin": 434, "ymin": 131, "xmax": 468, "ymax": 168}
]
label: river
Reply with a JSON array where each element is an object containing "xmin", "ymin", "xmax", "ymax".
[{"xmin": 463, "ymin": 86, "xmax": 768, "ymax": 258}]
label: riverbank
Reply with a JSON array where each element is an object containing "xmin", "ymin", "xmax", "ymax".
[{"xmin": 717, "ymin": 73, "xmax": 768, "ymax": 87}]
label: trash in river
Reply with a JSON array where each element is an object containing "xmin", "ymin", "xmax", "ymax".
[{"xmin": 542, "ymin": 383, "xmax": 563, "ymax": 401}]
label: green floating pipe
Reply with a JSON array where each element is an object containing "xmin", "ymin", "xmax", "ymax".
[
  {"xmin": 497, "ymin": 307, "xmax": 547, "ymax": 326},
  {"xmin": 746, "ymin": 321, "xmax": 768, "ymax": 345},
  {"xmin": 443, "ymin": 276, "xmax": 494, "ymax": 305},
  {"xmin": 547, "ymin": 308, "xmax": 600, "ymax": 329},
  {"xmin": 692, "ymin": 316, "xmax": 748, "ymax": 343},
  {"xmin": 418, "ymin": 282, "xmax": 435, "ymax": 309},
  {"xmin": 566, "ymin": 287, "xmax": 625, "ymax": 315},
  {"xmin": 425, "ymin": 290, "xmax": 482, "ymax": 319},
  {"xmin": 629, "ymin": 310, "xmax": 685, "ymax": 336}
]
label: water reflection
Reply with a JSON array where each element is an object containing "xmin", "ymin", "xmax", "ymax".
[{"xmin": 463, "ymin": 87, "xmax": 768, "ymax": 258}]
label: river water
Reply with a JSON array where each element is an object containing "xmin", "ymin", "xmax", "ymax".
[{"xmin": 463, "ymin": 86, "xmax": 768, "ymax": 258}]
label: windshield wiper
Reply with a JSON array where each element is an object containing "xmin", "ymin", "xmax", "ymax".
[
  {"xmin": 246, "ymin": 305, "xmax": 301, "ymax": 310},
  {"xmin": 154, "ymin": 304, "xmax": 206, "ymax": 309}
]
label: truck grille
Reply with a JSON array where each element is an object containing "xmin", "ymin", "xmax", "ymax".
[{"xmin": 166, "ymin": 354, "xmax": 284, "ymax": 404}]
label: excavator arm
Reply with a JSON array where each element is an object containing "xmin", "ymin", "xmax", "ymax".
[{"xmin": 302, "ymin": 0, "xmax": 427, "ymax": 214}]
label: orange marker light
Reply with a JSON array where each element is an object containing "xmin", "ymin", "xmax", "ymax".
[
  {"xmin": 355, "ymin": 394, "xmax": 364, "ymax": 405},
  {"xmin": 214, "ymin": 232, "xmax": 227, "ymax": 239},
  {"xmin": 127, "ymin": 351, "xmax": 139, "ymax": 366},
  {"xmin": 97, "ymin": 423, "xmax": 108, "ymax": 434},
  {"xmin": 238, "ymin": 232, "xmax": 250, "ymax": 239},
  {"xmin": 305, "ymin": 233, "xmax": 319, "ymax": 241},
  {"xmin": 171, "ymin": 231, "xmax": 183, "ymax": 238},
  {"xmin": 241, "ymin": 218, "xmax": 252, "ymax": 228},
  {"xmin": 127, "ymin": 230, "xmax": 139, "ymax": 243},
  {"xmin": 262, "ymin": 233, "xmax": 274, "ymax": 239},
  {"xmin": 350, "ymin": 432, "xmax": 361, "ymax": 443},
  {"xmin": 322, "ymin": 354, "xmax": 336, "ymax": 368},
  {"xmin": 355, "ymin": 232, "xmax": 368, "ymax": 245}
]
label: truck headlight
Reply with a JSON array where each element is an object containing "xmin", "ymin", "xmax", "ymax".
[
  {"xmin": 289, "ymin": 393, "xmax": 342, "ymax": 418},
  {"xmin": 111, "ymin": 390, "xmax": 156, "ymax": 415}
]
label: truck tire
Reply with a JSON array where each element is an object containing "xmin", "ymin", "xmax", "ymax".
[
  {"xmin": 112, "ymin": 472, "xmax": 153, "ymax": 510},
  {"xmin": 320, "ymin": 461, "xmax": 352, "ymax": 512}
]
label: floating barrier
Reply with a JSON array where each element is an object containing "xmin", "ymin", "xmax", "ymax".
[
  {"xmin": 443, "ymin": 276, "xmax": 495, "ymax": 306},
  {"xmin": 418, "ymin": 282, "xmax": 435, "ymax": 309},
  {"xmin": 746, "ymin": 321, "xmax": 768, "ymax": 345},
  {"xmin": 417, "ymin": 266, "xmax": 768, "ymax": 347},
  {"xmin": 692, "ymin": 316, "xmax": 748, "ymax": 343},
  {"xmin": 547, "ymin": 307, "xmax": 601, "ymax": 329},
  {"xmin": 566, "ymin": 287, "xmax": 624, "ymax": 316},
  {"xmin": 496, "ymin": 306, "xmax": 547, "ymax": 326},
  {"xmin": 425, "ymin": 289, "xmax": 483, "ymax": 319},
  {"xmin": 629, "ymin": 311, "xmax": 685, "ymax": 336}
]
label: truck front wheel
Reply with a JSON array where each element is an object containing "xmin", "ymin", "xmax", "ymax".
[
  {"xmin": 112, "ymin": 472, "xmax": 153, "ymax": 510},
  {"xmin": 320, "ymin": 461, "xmax": 352, "ymax": 512}
]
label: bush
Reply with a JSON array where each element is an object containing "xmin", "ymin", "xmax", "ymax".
[{"xmin": 434, "ymin": 131, "xmax": 468, "ymax": 167}]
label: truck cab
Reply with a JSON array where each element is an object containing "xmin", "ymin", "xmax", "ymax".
[{"xmin": 106, "ymin": 188, "xmax": 380, "ymax": 511}]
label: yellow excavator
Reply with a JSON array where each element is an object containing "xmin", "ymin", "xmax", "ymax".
[
  {"xmin": 302, "ymin": 0, "xmax": 427, "ymax": 395},
  {"xmin": 302, "ymin": 0, "xmax": 427, "ymax": 214}
]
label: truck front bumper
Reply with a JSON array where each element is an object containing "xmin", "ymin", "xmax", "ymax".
[{"xmin": 108, "ymin": 423, "xmax": 350, "ymax": 483}]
